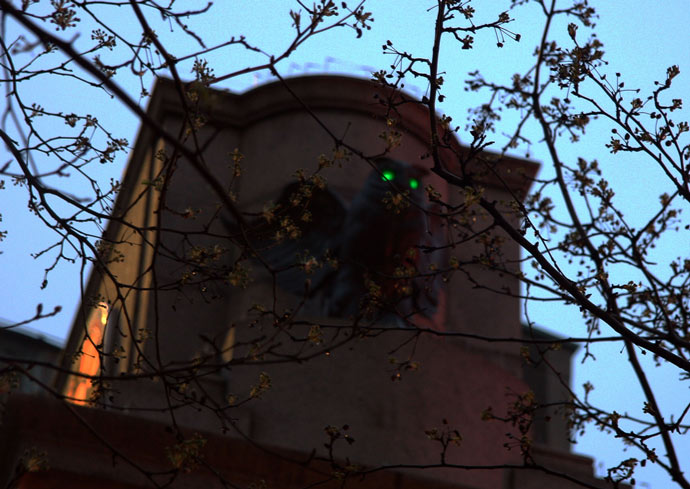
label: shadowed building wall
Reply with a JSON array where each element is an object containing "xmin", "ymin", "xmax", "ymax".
[{"xmin": 0, "ymin": 76, "xmax": 605, "ymax": 489}]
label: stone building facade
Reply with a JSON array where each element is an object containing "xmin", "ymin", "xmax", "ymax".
[{"xmin": 1, "ymin": 76, "xmax": 606, "ymax": 489}]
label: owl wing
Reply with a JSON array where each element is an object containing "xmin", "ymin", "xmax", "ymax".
[{"xmin": 409, "ymin": 203, "xmax": 446, "ymax": 317}]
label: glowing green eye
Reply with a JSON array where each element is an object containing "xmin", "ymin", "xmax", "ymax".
[
  {"xmin": 409, "ymin": 178, "xmax": 419, "ymax": 189},
  {"xmin": 381, "ymin": 170, "xmax": 395, "ymax": 181}
]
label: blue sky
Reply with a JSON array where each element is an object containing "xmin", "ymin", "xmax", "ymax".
[{"xmin": 1, "ymin": 1, "xmax": 689, "ymax": 487}]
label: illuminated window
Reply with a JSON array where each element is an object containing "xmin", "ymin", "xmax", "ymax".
[{"xmin": 65, "ymin": 302, "xmax": 108, "ymax": 405}]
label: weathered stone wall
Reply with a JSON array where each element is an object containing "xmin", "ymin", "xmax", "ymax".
[{"xmin": 53, "ymin": 76, "xmax": 590, "ymax": 489}]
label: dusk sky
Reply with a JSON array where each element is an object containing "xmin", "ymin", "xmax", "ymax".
[{"xmin": 1, "ymin": 2, "xmax": 689, "ymax": 487}]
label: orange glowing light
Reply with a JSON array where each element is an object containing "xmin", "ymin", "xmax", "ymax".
[{"xmin": 65, "ymin": 302, "xmax": 108, "ymax": 405}]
